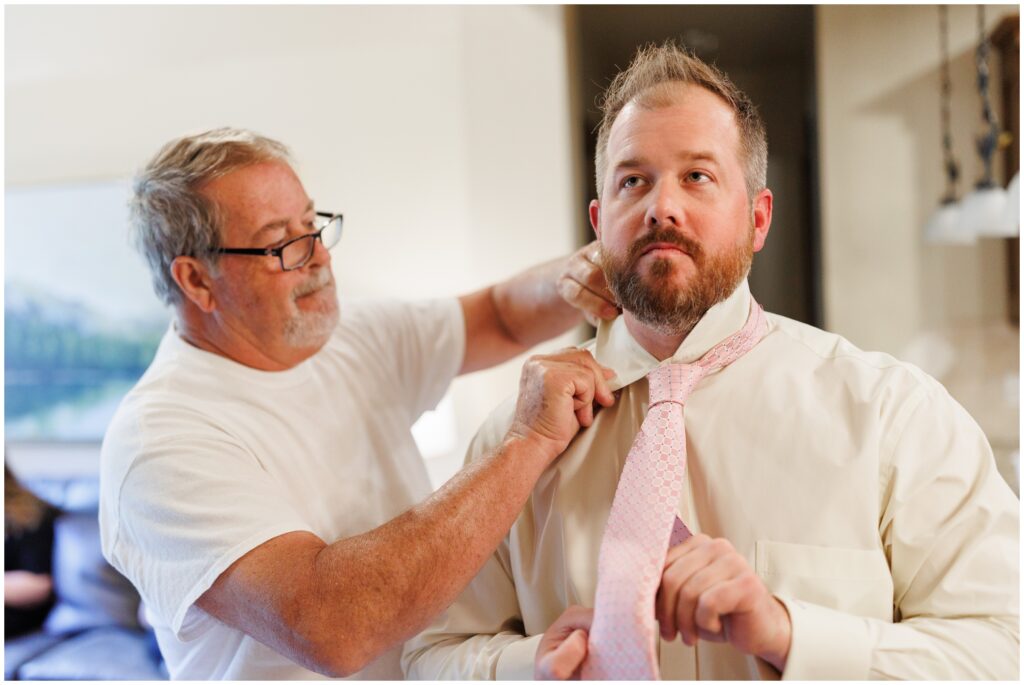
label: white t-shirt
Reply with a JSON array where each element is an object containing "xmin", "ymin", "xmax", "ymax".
[{"xmin": 99, "ymin": 297, "xmax": 465, "ymax": 680}]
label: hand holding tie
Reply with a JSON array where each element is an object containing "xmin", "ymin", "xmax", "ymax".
[
  {"xmin": 506, "ymin": 348, "xmax": 617, "ymax": 465},
  {"xmin": 534, "ymin": 606, "xmax": 594, "ymax": 680},
  {"xmin": 656, "ymin": 533, "xmax": 792, "ymax": 672}
]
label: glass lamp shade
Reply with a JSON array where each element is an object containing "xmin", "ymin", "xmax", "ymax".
[
  {"xmin": 924, "ymin": 200, "xmax": 974, "ymax": 244},
  {"xmin": 998, "ymin": 172, "xmax": 1020, "ymax": 236},
  {"xmin": 962, "ymin": 184, "xmax": 1010, "ymax": 237}
]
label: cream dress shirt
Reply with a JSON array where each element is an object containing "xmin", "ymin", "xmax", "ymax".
[{"xmin": 402, "ymin": 281, "xmax": 1019, "ymax": 680}]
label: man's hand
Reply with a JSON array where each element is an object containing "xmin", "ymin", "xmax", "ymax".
[
  {"xmin": 506, "ymin": 349, "xmax": 616, "ymax": 463},
  {"xmin": 656, "ymin": 534, "xmax": 792, "ymax": 672},
  {"xmin": 557, "ymin": 241, "xmax": 619, "ymax": 327},
  {"xmin": 535, "ymin": 605, "xmax": 594, "ymax": 680}
]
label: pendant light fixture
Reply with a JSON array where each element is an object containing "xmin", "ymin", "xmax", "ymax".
[
  {"xmin": 925, "ymin": 5, "xmax": 973, "ymax": 244},
  {"xmin": 960, "ymin": 5, "xmax": 1015, "ymax": 237}
]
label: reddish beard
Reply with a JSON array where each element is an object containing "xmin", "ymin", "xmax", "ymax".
[{"xmin": 600, "ymin": 224, "xmax": 754, "ymax": 335}]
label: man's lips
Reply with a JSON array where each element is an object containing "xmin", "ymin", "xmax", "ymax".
[
  {"xmin": 639, "ymin": 242, "xmax": 690, "ymax": 257},
  {"xmin": 295, "ymin": 279, "xmax": 333, "ymax": 300}
]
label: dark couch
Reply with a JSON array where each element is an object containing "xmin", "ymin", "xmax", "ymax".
[{"xmin": 4, "ymin": 475, "xmax": 167, "ymax": 680}]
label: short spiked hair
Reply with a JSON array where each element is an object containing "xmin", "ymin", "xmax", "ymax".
[{"xmin": 594, "ymin": 42, "xmax": 767, "ymax": 200}]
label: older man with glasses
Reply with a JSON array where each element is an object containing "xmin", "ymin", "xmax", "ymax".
[{"xmin": 98, "ymin": 127, "xmax": 620, "ymax": 680}]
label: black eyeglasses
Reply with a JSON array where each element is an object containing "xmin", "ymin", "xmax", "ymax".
[{"xmin": 214, "ymin": 212, "xmax": 343, "ymax": 271}]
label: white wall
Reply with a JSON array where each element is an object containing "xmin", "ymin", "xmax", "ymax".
[
  {"xmin": 5, "ymin": 5, "xmax": 582, "ymax": 483},
  {"xmin": 816, "ymin": 5, "xmax": 1019, "ymax": 492}
]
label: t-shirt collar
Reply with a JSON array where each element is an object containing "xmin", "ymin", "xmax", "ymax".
[
  {"xmin": 588, "ymin": 279, "xmax": 753, "ymax": 392},
  {"xmin": 165, "ymin": 321, "xmax": 315, "ymax": 387}
]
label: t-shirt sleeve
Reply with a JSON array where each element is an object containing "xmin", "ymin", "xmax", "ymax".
[
  {"xmin": 101, "ymin": 408, "xmax": 314, "ymax": 642},
  {"xmin": 343, "ymin": 297, "xmax": 465, "ymax": 421}
]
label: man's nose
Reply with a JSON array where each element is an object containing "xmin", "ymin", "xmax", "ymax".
[
  {"xmin": 644, "ymin": 180, "xmax": 684, "ymax": 228},
  {"xmin": 306, "ymin": 233, "xmax": 332, "ymax": 269}
]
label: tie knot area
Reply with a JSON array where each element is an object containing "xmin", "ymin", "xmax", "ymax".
[{"xmin": 647, "ymin": 363, "xmax": 704, "ymax": 405}]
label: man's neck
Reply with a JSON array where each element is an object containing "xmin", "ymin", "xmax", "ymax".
[
  {"xmin": 621, "ymin": 311, "xmax": 696, "ymax": 362},
  {"xmin": 173, "ymin": 308, "xmax": 309, "ymax": 372}
]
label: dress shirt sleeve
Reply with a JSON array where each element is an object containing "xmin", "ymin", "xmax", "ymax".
[
  {"xmin": 400, "ymin": 545, "xmax": 541, "ymax": 680},
  {"xmin": 778, "ymin": 381, "xmax": 1019, "ymax": 680},
  {"xmin": 402, "ymin": 405, "xmax": 541, "ymax": 680}
]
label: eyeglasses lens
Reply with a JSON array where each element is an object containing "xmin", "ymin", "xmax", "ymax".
[
  {"xmin": 281, "ymin": 216, "xmax": 342, "ymax": 270},
  {"xmin": 321, "ymin": 216, "xmax": 343, "ymax": 250}
]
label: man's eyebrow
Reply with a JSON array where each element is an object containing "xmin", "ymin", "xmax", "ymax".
[
  {"xmin": 680, "ymin": 151, "xmax": 719, "ymax": 164},
  {"xmin": 614, "ymin": 158, "xmax": 645, "ymax": 172},
  {"xmin": 252, "ymin": 199, "xmax": 315, "ymax": 239},
  {"xmin": 613, "ymin": 151, "xmax": 719, "ymax": 173}
]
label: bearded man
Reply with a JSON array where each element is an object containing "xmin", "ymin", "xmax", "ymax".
[{"xmin": 401, "ymin": 43, "xmax": 1019, "ymax": 680}]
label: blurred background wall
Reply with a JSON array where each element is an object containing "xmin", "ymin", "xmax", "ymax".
[
  {"xmin": 816, "ymin": 4, "xmax": 1019, "ymax": 491},
  {"xmin": 5, "ymin": 4, "xmax": 1019, "ymax": 493},
  {"xmin": 5, "ymin": 5, "xmax": 581, "ymax": 485}
]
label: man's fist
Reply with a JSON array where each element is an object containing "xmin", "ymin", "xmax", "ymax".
[
  {"xmin": 507, "ymin": 349, "xmax": 615, "ymax": 463},
  {"xmin": 656, "ymin": 534, "xmax": 791, "ymax": 671},
  {"xmin": 535, "ymin": 606, "xmax": 594, "ymax": 680}
]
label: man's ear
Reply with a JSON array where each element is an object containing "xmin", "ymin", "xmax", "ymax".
[
  {"xmin": 751, "ymin": 188, "xmax": 773, "ymax": 253},
  {"xmin": 589, "ymin": 199, "xmax": 602, "ymax": 240},
  {"xmin": 170, "ymin": 256, "xmax": 217, "ymax": 313}
]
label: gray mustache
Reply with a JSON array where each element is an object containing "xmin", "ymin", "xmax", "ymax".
[{"xmin": 293, "ymin": 269, "xmax": 333, "ymax": 298}]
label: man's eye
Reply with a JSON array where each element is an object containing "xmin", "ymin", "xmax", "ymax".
[
  {"xmin": 687, "ymin": 171, "xmax": 712, "ymax": 183},
  {"xmin": 622, "ymin": 175, "xmax": 644, "ymax": 189}
]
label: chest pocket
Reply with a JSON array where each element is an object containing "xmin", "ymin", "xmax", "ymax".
[{"xmin": 755, "ymin": 540, "xmax": 894, "ymax": 621}]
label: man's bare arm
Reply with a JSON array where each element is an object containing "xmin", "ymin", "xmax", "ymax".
[
  {"xmin": 197, "ymin": 349, "xmax": 616, "ymax": 676},
  {"xmin": 4, "ymin": 570, "xmax": 53, "ymax": 608},
  {"xmin": 459, "ymin": 241, "xmax": 617, "ymax": 374}
]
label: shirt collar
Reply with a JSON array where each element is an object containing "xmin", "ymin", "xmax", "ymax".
[{"xmin": 587, "ymin": 279, "xmax": 753, "ymax": 391}]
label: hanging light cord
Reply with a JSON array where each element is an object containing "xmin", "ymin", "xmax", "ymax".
[
  {"xmin": 939, "ymin": 5, "xmax": 959, "ymax": 202},
  {"xmin": 975, "ymin": 5, "xmax": 1000, "ymax": 189}
]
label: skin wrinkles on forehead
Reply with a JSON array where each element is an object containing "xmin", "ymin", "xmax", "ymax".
[
  {"xmin": 252, "ymin": 199, "xmax": 317, "ymax": 245},
  {"xmin": 605, "ymin": 88, "xmax": 742, "ymax": 196}
]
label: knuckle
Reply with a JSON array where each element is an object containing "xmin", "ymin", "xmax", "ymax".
[
  {"xmin": 711, "ymin": 538, "xmax": 732, "ymax": 554},
  {"xmin": 740, "ymin": 570, "xmax": 761, "ymax": 592},
  {"xmin": 525, "ymin": 354, "xmax": 546, "ymax": 370},
  {"xmin": 696, "ymin": 587, "xmax": 718, "ymax": 610},
  {"xmin": 661, "ymin": 565, "xmax": 683, "ymax": 588}
]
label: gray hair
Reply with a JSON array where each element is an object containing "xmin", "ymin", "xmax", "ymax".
[
  {"xmin": 130, "ymin": 127, "xmax": 292, "ymax": 306},
  {"xmin": 594, "ymin": 42, "xmax": 768, "ymax": 200}
]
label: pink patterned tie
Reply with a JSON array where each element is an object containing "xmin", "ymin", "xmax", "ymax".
[{"xmin": 581, "ymin": 300, "xmax": 767, "ymax": 680}]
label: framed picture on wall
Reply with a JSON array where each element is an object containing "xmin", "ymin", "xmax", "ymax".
[{"xmin": 5, "ymin": 181, "xmax": 170, "ymax": 442}]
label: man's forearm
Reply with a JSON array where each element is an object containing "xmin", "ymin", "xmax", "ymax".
[
  {"xmin": 459, "ymin": 257, "xmax": 581, "ymax": 374},
  {"xmin": 491, "ymin": 256, "xmax": 582, "ymax": 349},
  {"xmin": 307, "ymin": 434, "xmax": 552, "ymax": 673},
  {"xmin": 4, "ymin": 570, "xmax": 53, "ymax": 607},
  {"xmin": 199, "ymin": 350, "xmax": 613, "ymax": 677}
]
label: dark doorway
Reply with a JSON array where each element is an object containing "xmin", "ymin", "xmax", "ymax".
[{"xmin": 571, "ymin": 5, "xmax": 821, "ymax": 326}]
